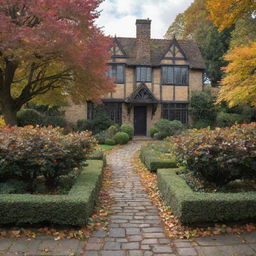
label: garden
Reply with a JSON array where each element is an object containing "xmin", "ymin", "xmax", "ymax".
[
  {"xmin": 139, "ymin": 122, "xmax": 256, "ymax": 228},
  {"xmin": 0, "ymin": 126, "xmax": 106, "ymax": 226}
]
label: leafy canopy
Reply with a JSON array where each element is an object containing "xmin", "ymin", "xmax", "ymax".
[
  {"xmin": 0, "ymin": 0, "xmax": 114, "ymax": 125},
  {"xmin": 207, "ymin": 0, "xmax": 256, "ymax": 31},
  {"xmin": 217, "ymin": 42, "xmax": 256, "ymax": 107}
]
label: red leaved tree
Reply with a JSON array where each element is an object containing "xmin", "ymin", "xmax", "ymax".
[{"xmin": 0, "ymin": 0, "xmax": 114, "ymax": 126}]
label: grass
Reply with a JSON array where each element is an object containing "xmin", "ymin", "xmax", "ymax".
[{"xmin": 99, "ymin": 144, "xmax": 114, "ymax": 151}]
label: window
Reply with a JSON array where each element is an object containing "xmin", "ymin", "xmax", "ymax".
[
  {"xmin": 136, "ymin": 66, "xmax": 152, "ymax": 82},
  {"xmin": 106, "ymin": 64, "xmax": 124, "ymax": 84},
  {"xmin": 162, "ymin": 103, "xmax": 188, "ymax": 124},
  {"xmin": 87, "ymin": 102, "xmax": 122, "ymax": 125},
  {"xmin": 162, "ymin": 66, "xmax": 188, "ymax": 85}
]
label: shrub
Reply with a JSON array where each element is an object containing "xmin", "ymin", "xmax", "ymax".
[
  {"xmin": 17, "ymin": 109, "xmax": 43, "ymax": 126},
  {"xmin": 43, "ymin": 116, "xmax": 66, "ymax": 128},
  {"xmin": 94, "ymin": 130, "xmax": 111, "ymax": 144},
  {"xmin": 120, "ymin": 124, "xmax": 134, "ymax": 140},
  {"xmin": 193, "ymin": 120, "xmax": 211, "ymax": 129},
  {"xmin": 0, "ymin": 127, "xmax": 97, "ymax": 191},
  {"xmin": 153, "ymin": 119, "xmax": 183, "ymax": 140},
  {"xmin": 140, "ymin": 142, "xmax": 177, "ymax": 172},
  {"xmin": 77, "ymin": 119, "xmax": 93, "ymax": 131},
  {"xmin": 107, "ymin": 125, "xmax": 120, "ymax": 137},
  {"xmin": 0, "ymin": 179, "xmax": 27, "ymax": 194},
  {"xmin": 150, "ymin": 127, "xmax": 158, "ymax": 138},
  {"xmin": 105, "ymin": 138, "xmax": 116, "ymax": 145},
  {"xmin": 169, "ymin": 123, "xmax": 256, "ymax": 186},
  {"xmin": 189, "ymin": 90, "xmax": 217, "ymax": 126},
  {"xmin": 90, "ymin": 105, "xmax": 114, "ymax": 134},
  {"xmin": 113, "ymin": 132, "xmax": 129, "ymax": 145},
  {"xmin": 216, "ymin": 111, "xmax": 242, "ymax": 127}
]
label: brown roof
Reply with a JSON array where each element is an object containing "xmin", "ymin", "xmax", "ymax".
[{"xmin": 116, "ymin": 37, "xmax": 206, "ymax": 70}]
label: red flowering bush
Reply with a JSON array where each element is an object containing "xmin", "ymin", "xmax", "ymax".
[
  {"xmin": 0, "ymin": 126, "xmax": 97, "ymax": 191},
  {"xmin": 168, "ymin": 123, "xmax": 256, "ymax": 186}
]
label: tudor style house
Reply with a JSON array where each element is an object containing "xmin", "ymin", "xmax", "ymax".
[{"xmin": 65, "ymin": 19, "xmax": 206, "ymax": 136}]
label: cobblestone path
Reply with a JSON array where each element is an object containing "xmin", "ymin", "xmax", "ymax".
[
  {"xmin": 1, "ymin": 140, "xmax": 256, "ymax": 256},
  {"xmin": 84, "ymin": 140, "xmax": 180, "ymax": 256}
]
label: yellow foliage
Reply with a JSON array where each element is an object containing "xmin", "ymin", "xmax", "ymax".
[
  {"xmin": 206, "ymin": 0, "xmax": 256, "ymax": 31},
  {"xmin": 0, "ymin": 116, "xmax": 6, "ymax": 128},
  {"xmin": 216, "ymin": 42, "xmax": 256, "ymax": 107}
]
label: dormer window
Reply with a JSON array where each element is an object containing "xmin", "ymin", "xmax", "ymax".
[
  {"xmin": 106, "ymin": 64, "xmax": 125, "ymax": 84},
  {"xmin": 136, "ymin": 66, "xmax": 152, "ymax": 82}
]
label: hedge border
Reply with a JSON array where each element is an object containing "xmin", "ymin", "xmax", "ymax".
[
  {"xmin": 0, "ymin": 160, "xmax": 104, "ymax": 226},
  {"xmin": 140, "ymin": 146, "xmax": 177, "ymax": 172},
  {"xmin": 157, "ymin": 168, "xmax": 256, "ymax": 224}
]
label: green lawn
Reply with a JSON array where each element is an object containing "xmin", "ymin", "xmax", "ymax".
[{"xmin": 99, "ymin": 144, "xmax": 114, "ymax": 151}]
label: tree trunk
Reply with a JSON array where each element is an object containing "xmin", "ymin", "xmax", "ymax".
[{"xmin": 1, "ymin": 101, "xmax": 18, "ymax": 126}]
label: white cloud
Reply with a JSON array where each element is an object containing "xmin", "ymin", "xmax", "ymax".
[{"xmin": 96, "ymin": 0, "xmax": 194, "ymax": 38}]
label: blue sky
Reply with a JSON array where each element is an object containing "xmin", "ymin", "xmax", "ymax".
[{"xmin": 96, "ymin": 0, "xmax": 194, "ymax": 38}]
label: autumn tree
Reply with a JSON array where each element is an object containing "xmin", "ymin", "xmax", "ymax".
[
  {"xmin": 0, "ymin": 0, "xmax": 114, "ymax": 126},
  {"xmin": 216, "ymin": 42, "xmax": 256, "ymax": 107},
  {"xmin": 230, "ymin": 15, "xmax": 256, "ymax": 48},
  {"xmin": 207, "ymin": 0, "xmax": 256, "ymax": 32},
  {"xmin": 207, "ymin": 0, "xmax": 256, "ymax": 106}
]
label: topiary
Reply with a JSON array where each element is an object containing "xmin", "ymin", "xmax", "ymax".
[
  {"xmin": 120, "ymin": 124, "xmax": 134, "ymax": 140},
  {"xmin": 113, "ymin": 132, "xmax": 129, "ymax": 145},
  {"xmin": 105, "ymin": 138, "xmax": 116, "ymax": 146},
  {"xmin": 17, "ymin": 109, "xmax": 43, "ymax": 127}
]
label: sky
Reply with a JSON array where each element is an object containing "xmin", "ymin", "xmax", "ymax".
[{"xmin": 96, "ymin": 0, "xmax": 194, "ymax": 39}]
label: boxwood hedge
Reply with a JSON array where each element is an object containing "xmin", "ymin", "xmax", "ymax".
[
  {"xmin": 0, "ymin": 160, "xmax": 103, "ymax": 226},
  {"xmin": 140, "ymin": 143, "xmax": 177, "ymax": 172},
  {"xmin": 157, "ymin": 168, "xmax": 256, "ymax": 224}
]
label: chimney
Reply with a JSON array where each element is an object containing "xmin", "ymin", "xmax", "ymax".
[{"xmin": 136, "ymin": 19, "xmax": 151, "ymax": 65}]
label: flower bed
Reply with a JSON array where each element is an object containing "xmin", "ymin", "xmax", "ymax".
[
  {"xmin": 0, "ymin": 160, "xmax": 104, "ymax": 226},
  {"xmin": 140, "ymin": 142, "xmax": 177, "ymax": 171},
  {"xmin": 158, "ymin": 168, "xmax": 256, "ymax": 224}
]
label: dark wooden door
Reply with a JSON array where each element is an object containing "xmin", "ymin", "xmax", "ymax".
[{"xmin": 134, "ymin": 106, "xmax": 147, "ymax": 136}]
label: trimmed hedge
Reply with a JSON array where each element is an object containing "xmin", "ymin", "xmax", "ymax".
[
  {"xmin": 140, "ymin": 143, "xmax": 177, "ymax": 172},
  {"xmin": 157, "ymin": 168, "xmax": 256, "ymax": 224},
  {"xmin": 0, "ymin": 160, "xmax": 103, "ymax": 226}
]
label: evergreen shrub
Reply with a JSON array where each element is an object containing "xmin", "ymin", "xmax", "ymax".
[
  {"xmin": 113, "ymin": 132, "xmax": 129, "ymax": 145},
  {"xmin": 120, "ymin": 124, "xmax": 134, "ymax": 139}
]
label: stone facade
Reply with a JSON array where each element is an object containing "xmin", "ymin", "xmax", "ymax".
[{"xmin": 65, "ymin": 19, "xmax": 205, "ymax": 136}]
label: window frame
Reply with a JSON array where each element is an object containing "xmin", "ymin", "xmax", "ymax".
[
  {"xmin": 161, "ymin": 65, "xmax": 189, "ymax": 86},
  {"xmin": 106, "ymin": 64, "xmax": 125, "ymax": 84},
  {"xmin": 136, "ymin": 66, "xmax": 152, "ymax": 83},
  {"xmin": 161, "ymin": 103, "xmax": 188, "ymax": 124}
]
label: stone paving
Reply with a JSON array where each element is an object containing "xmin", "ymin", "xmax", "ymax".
[{"xmin": 1, "ymin": 140, "xmax": 256, "ymax": 256}]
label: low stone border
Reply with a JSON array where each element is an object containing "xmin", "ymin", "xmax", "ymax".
[
  {"xmin": 157, "ymin": 168, "xmax": 256, "ymax": 224},
  {"xmin": 0, "ymin": 160, "xmax": 104, "ymax": 226}
]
